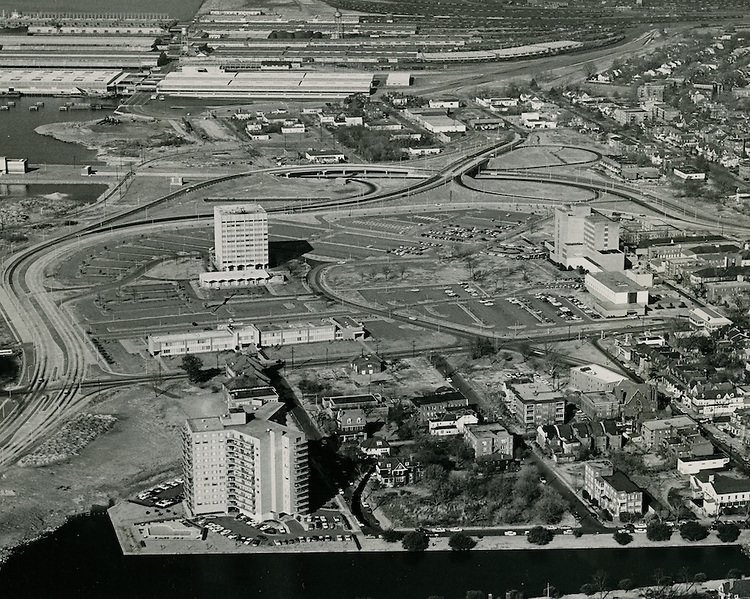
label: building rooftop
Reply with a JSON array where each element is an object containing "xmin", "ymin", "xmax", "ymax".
[
  {"xmin": 571, "ymin": 364, "xmax": 629, "ymax": 385},
  {"xmin": 588, "ymin": 271, "xmax": 648, "ymax": 291},
  {"xmin": 641, "ymin": 416, "xmax": 695, "ymax": 431},
  {"xmin": 215, "ymin": 203, "xmax": 266, "ymax": 216},
  {"xmin": 602, "ymin": 471, "xmax": 640, "ymax": 493},
  {"xmin": 696, "ymin": 471, "xmax": 750, "ymax": 495},
  {"xmin": 325, "ymin": 393, "xmax": 379, "ymax": 404},
  {"xmin": 412, "ymin": 390, "xmax": 466, "ymax": 406}
]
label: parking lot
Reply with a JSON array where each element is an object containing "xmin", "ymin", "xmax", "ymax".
[
  {"xmin": 191, "ymin": 509, "xmax": 355, "ymax": 548},
  {"xmin": 132, "ymin": 478, "xmax": 184, "ymax": 509}
]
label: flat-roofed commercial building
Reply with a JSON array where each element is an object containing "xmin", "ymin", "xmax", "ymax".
[
  {"xmin": 157, "ymin": 66, "xmax": 374, "ymax": 100},
  {"xmin": 585, "ymin": 271, "xmax": 649, "ymax": 317},
  {"xmin": 147, "ymin": 318, "xmax": 364, "ymax": 356},
  {"xmin": 182, "ymin": 402, "xmax": 309, "ymax": 520},
  {"xmin": 689, "ymin": 305, "xmax": 733, "ymax": 332},
  {"xmin": 569, "ymin": 364, "xmax": 628, "ymax": 393},
  {"xmin": 0, "ymin": 68, "xmax": 127, "ymax": 95}
]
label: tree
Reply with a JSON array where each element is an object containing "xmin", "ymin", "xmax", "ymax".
[
  {"xmin": 448, "ymin": 533, "xmax": 477, "ymax": 551},
  {"xmin": 679, "ymin": 521, "xmax": 708, "ymax": 541},
  {"xmin": 717, "ymin": 522, "xmax": 740, "ymax": 543},
  {"xmin": 613, "ymin": 531, "xmax": 633, "ymax": 545},
  {"xmin": 527, "ymin": 526, "xmax": 554, "ymax": 545},
  {"xmin": 618, "ymin": 579, "xmax": 634, "ymax": 591},
  {"xmin": 646, "ymin": 521, "xmax": 672, "ymax": 542},
  {"xmin": 402, "ymin": 531, "xmax": 429, "ymax": 552},
  {"xmin": 590, "ymin": 570, "xmax": 611, "ymax": 599},
  {"xmin": 534, "ymin": 487, "xmax": 567, "ymax": 524},
  {"xmin": 470, "ymin": 337, "xmax": 495, "ymax": 360},
  {"xmin": 180, "ymin": 354, "xmax": 204, "ymax": 383},
  {"xmin": 728, "ymin": 569, "xmax": 744, "ymax": 580},
  {"xmin": 381, "ymin": 529, "xmax": 404, "ymax": 543},
  {"xmin": 580, "ymin": 585, "xmax": 596, "ymax": 596},
  {"xmin": 694, "ymin": 573, "xmax": 707, "ymax": 583}
]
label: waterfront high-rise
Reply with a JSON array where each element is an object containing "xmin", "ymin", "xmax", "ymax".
[
  {"xmin": 199, "ymin": 203, "xmax": 270, "ymax": 288},
  {"xmin": 182, "ymin": 402, "xmax": 309, "ymax": 520}
]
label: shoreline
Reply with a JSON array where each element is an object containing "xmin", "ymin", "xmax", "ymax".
[{"xmin": 107, "ymin": 501, "xmax": 750, "ymax": 556}]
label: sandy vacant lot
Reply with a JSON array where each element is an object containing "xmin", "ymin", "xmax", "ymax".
[{"xmin": 0, "ymin": 380, "xmax": 224, "ymax": 555}]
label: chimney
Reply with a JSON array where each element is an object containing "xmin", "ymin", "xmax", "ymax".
[{"xmin": 709, "ymin": 474, "xmax": 715, "ymax": 484}]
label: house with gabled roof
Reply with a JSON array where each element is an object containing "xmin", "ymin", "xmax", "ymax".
[
  {"xmin": 360, "ymin": 437, "xmax": 391, "ymax": 457},
  {"xmin": 336, "ymin": 408, "xmax": 367, "ymax": 442},
  {"xmin": 374, "ymin": 457, "xmax": 421, "ymax": 487},
  {"xmin": 719, "ymin": 578, "xmax": 750, "ymax": 599}
]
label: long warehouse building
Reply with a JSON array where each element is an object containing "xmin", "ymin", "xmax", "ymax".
[
  {"xmin": 156, "ymin": 66, "xmax": 374, "ymax": 100},
  {"xmin": 0, "ymin": 68, "xmax": 127, "ymax": 95}
]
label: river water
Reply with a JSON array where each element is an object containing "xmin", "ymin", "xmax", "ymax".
[
  {"xmin": 0, "ymin": 516, "xmax": 747, "ymax": 599},
  {"xmin": 0, "ymin": 97, "xmax": 106, "ymax": 166}
]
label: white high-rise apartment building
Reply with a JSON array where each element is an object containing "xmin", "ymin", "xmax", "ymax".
[
  {"xmin": 182, "ymin": 402, "xmax": 309, "ymax": 520},
  {"xmin": 214, "ymin": 204, "xmax": 269, "ymax": 272},
  {"xmin": 199, "ymin": 203, "xmax": 270, "ymax": 288}
]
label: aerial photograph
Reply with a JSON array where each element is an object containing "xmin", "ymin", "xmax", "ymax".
[{"xmin": 3, "ymin": 0, "xmax": 750, "ymax": 597}]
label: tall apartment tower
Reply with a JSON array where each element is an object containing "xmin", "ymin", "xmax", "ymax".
[
  {"xmin": 182, "ymin": 402, "xmax": 309, "ymax": 520},
  {"xmin": 200, "ymin": 203, "xmax": 270, "ymax": 289}
]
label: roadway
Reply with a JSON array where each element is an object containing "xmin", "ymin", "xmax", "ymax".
[{"xmin": 0, "ymin": 121, "xmax": 735, "ymax": 470}]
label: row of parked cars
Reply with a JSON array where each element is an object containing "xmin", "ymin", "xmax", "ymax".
[{"xmin": 136, "ymin": 478, "xmax": 183, "ymax": 508}]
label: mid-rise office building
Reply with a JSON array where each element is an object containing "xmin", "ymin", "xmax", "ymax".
[
  {"xmin": 200, "ymin": 203, "xmax": 270, "ymax": 288},
  {"xmin": 550, "ymin": 205, "xmax": 624, "ymax": 272},
  {"xmin": 182, "ymin": 402, "xmax": 309, "ymax": 520}
]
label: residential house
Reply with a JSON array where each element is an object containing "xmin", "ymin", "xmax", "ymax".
[
  {"xmin": 360, "ymin": 438, "xmax": 391, "ymax": 457},
  {"xmin": 555, "ymin": 424, "xmax": 581, "ymax": 456},
  {"xmin": 428, "ymin": 409, "xmax": 479, "ymax": 437},
  {"xmin": 719, "ymin": 579, "xmax": 750, "ymax": 599},
  {"xmin": 728, "ymin": 408, "xmax": 750, "ymax": 445},
  {"xmin": 536, "ymin": 425, "xmax": 561, "ymax": 453},
  {"xmin": 374, "ymin": 457, "xmax": 421, "ymax": 487},
  {"xmin": 336, "ymin": 408, "xmax": 367, "ymax": 442},
  {"xmin": 596, "ymin": 419, "xmax": 622, "ymax": 452},
  {"xmin": 350, "ymin": 354, "xmax": 383, "ymax": 376},
  {"xmin": 571, "ymin": 421, "xmax": 594, "ymax": 451},
  {"xmin": 225, "ymin": 354, "xmax": 270, "ymax": 381}
]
